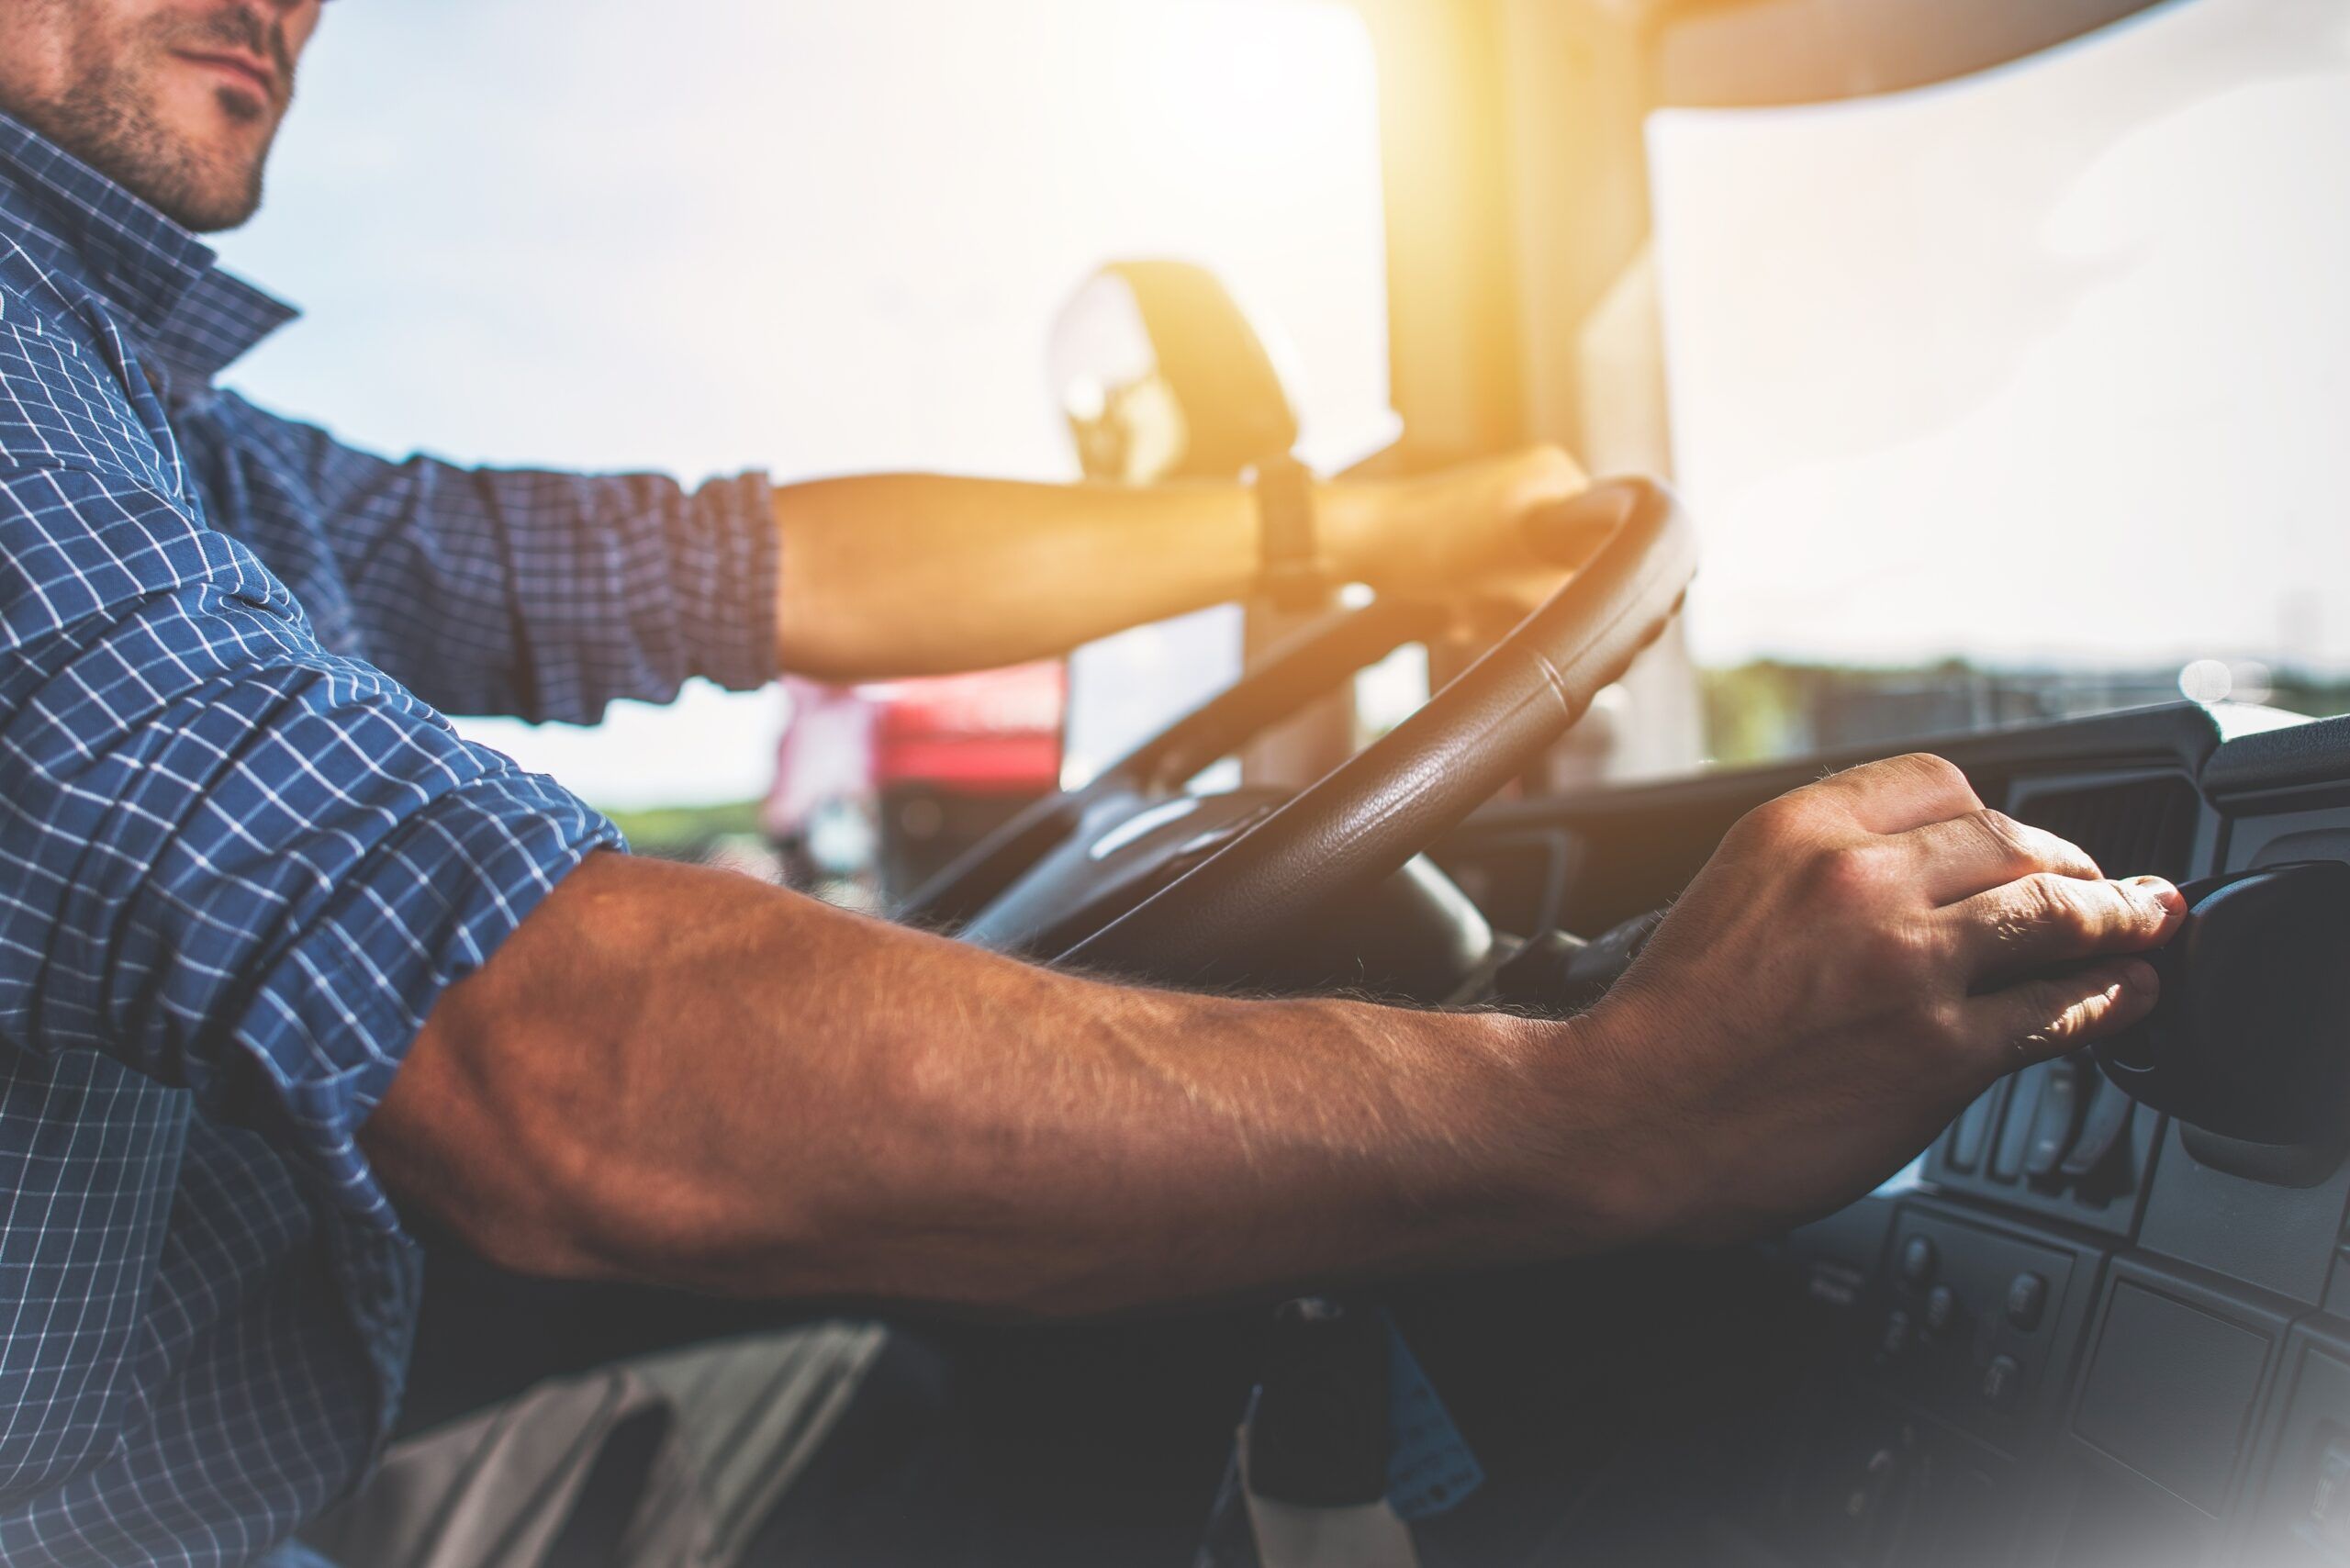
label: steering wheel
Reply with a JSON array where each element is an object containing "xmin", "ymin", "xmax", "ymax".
[{"xmin": 898, "ymin": 476, "xmax": 1697, "ymax": 992}]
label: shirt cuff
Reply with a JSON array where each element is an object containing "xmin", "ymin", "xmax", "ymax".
[
  {"xmin": 673, "ymin": 468, "xmax": 781, "ymax": 694},
  {"xmin": 229, "ymin": 764, "xmax": 621, "ymax": 1240}
]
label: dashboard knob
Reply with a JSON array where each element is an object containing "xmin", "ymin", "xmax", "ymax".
[{"xmin": 2094, "ymin": 860, "xmax": 2350, "ymax": 1147}]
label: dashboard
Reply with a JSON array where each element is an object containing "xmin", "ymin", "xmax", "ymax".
[
  {"xmin": 398, "ymin": 698, "xmax": 2350, "ymax": 1568},
  {"xmin": 1432, "ymin": 702, "xmax": 2350, "ymax": 1568}
]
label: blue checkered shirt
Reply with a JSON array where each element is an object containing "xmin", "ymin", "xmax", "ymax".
[{"xmin": 0, "ymin": 116, "xmax": 778, "ymax": 1564}]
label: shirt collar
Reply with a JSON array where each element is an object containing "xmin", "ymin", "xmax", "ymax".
[{"xmin": 0, "ymin": 110, "xmax": 297, "ymax": 386}]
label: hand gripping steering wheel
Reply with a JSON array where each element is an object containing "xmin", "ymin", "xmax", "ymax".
[{"xmin": 898, "ymin": 476, "xmax": 1697, "ymax": 992}]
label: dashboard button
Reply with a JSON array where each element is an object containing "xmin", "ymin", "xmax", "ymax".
[
  {"xmin": 1900, "ymin": 1236, "xmax": 1938, "ymax": 1288},
  {"xmin": 1948, "ymin": 1086, "xmax": 1999, "ymax": 1171},
  {"xmin": 1923, "ymin": 1285, "xmax": 1959, "ymax": 1335},
  {"xmin": 1841, "ymin": 1444, "xmax": 1906, "ymax": 1540},
  {"xmin": 2023, "ymin": 1058, "xmax": 2085, "ymax": 1179},
  {"xmin": 2060, "ymin": 1071, "xmax": 2135, "ymax": 1182},
  {"xmin": 1981, "ymin": 1354, "xmax": 2024, "ymax": 1412},
  {"xmin": 1880, "ymin": 1310, "xmax": 1915, "ymax": 1361},
  {"xmin": 2308, "ymin": 1440, "xmax": 2350, "ymax": 1546},
  {"xmin": 2005, "ymin": 1273, "xmax": 2047, "ymax": 1331},
  {"xmin": 1989, "ymin": 1067, "xmax": 2043, "ymax": 1182}
]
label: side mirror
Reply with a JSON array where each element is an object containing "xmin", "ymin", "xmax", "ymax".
[{"xmin": 1048, "ymin": 261, "xmax": 1300, "ymax": 483}]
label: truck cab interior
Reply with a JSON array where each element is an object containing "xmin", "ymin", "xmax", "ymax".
[{"xmin": 388, "ymin": 1, "xmax": 2350, "ymax": 1563}]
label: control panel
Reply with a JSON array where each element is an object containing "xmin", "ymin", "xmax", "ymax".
[
  {"xmin": 1758, "ymin": 746, "xmax": 2350, "ymax": 1568},
  {"xmin": 1928, "ymin": 1058, "xmax": 2158, "ymax": 1238},
  {"xmin": 1874, "ymin": 1211, "xmax": 2087, "ymax": 1447},
  {"xmin": 1433, "ymin": 709, "xmax": 2350, "ymax": 1567}
]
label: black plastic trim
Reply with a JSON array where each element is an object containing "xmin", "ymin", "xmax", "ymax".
[{"xmin": 2206, "ymin": 713, "xmax": 2350, "ymax": 800}]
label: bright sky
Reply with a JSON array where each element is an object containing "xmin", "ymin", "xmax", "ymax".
[
  {"xmin": 202, "ymin": 0, "xmax": 2344, "ymax": 809},
  {"xmin": 211, "ymin": 0, "xmax": 1388, "ymax": 808},
  {"xmin": 1651, "ymin": 0, "xmax": 2350, "ymax": 672}
]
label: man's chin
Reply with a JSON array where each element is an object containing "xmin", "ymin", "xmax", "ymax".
[
  {"xmin": 128, "ymin": 151, "xmax": 263, "ymax": 231},
  {"xmin": 137, "ymin": 140, "xmax": 266, "ymax": 232},
  {"xmin": 11, "ymin": 51, "xmax": 275, "ymax": 232},
  {"xmin": 173, "ymin": 184, "xmax": 264, "ymax": 235},
  {"xmin": 134, "ymin": 88, "xmax": 274, "ymax": 230}
]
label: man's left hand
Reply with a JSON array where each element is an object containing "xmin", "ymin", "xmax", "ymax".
[{"xmin": 1327, "ymin": 444, "xmax": 1596, "ymax": 620}]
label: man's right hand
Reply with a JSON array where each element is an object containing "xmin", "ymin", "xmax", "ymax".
[{"xmin": 1556, "ymin": 753, "xmax": 2184, "ymax": 1248}]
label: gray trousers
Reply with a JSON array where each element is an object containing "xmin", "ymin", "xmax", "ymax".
[{"xmin": 306, "ymin": 1324, "xmax": 890, "ymax": 1568}]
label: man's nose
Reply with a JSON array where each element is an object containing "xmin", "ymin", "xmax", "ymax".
[
  {"xmin": 225, "ymin": 0, "xmax": 318, "ymax": 26},
  {"xmin": 221, "ymin": 0, "xmax": 321, "ymax": 62}
]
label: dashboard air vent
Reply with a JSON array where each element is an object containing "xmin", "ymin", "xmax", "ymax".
[{"xmin": 2009, "ymin": 775, "xmax": 2199, "ymax": 882}]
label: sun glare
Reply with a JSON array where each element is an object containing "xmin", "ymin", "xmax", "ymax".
[{"xmin": 218, "ymin": 0, "xmax": 1389, "ymax": 810}]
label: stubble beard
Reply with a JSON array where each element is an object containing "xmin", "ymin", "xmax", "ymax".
[{"xmin": 14, "ymin": 6, "xmax": 289, "ymax": 233}]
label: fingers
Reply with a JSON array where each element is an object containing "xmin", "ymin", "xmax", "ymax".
[
  {"xmin": 1945, "ymin": 872, "xmax": 2184, "ymax": 980},
  {"xmin": 1967, "ymin": 957, "xmax": 2161, "ymax": 1068},
  {"xmin": 1898, "ymin": 809, "xmax": 2103, "ymax": 905},
  {"xmin": 1521, "ymin": 480, "xmax": 1623, "ymax": 570},
  {"xmin": 1803, "ymin": 754, "xmax": 1982, "ymax": 836},
  {"xmin": 1505, "ymin": 442, "xmax": 1591, "ymax": 507}
]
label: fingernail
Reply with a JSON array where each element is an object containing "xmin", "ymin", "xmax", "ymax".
[
  {"xmin": 2119, "ymin": 958, "xmax": 2160, "ymax": 996},
  {"xmin": 2126, "ymin": 876, "xmax": 2185, "ymax": 914}
]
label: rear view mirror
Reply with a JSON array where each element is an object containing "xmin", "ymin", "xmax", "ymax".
[{"xmin": 1048, "ymin": 261, "xmax": 1300, "ymax": 483}]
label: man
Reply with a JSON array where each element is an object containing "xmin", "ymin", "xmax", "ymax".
[{"xmin": 0, "ymin": 1, "xmax": 2183, "ymax": 1564}]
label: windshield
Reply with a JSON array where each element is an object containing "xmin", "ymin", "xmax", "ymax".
[
  {"xmin": 1649, "ymin": 0, "xmax": 2350, "ymax": 763},
  {"xmin": 216, "ymin": 0, "xmax": 1387, "ymax": 825}
]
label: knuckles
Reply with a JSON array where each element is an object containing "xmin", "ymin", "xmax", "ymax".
[
  {"xmin": 1965, "ymin": 809, "xmax": 2035, "ymax": 870},
  {"xmin": 1793, "ymin": 840, "xmax": 1925, "ymax": 924},
  {"xmin": 1917, "ymin": 996, "xmax": 1978, "ymax": 1058},
  {"xmin": 2013, "ymin": 871, "xmax": 2084, "ymax": 934},
  {"xmin": 1849, "ymin": 915, "xmax": 1940, "ymax": 991},
  {"xmin": 1972, "ymin": 873, "xmax": 2157, "ymax": 963},
  {"xmin": 2024, "ymin": 871, "xmax": 2131, "ymax": 942},
  {"xmin": 1983, "ymin": 809, "xmax": 2102, "ymax": 881},
  {"xmin": 2020, "ymin": 984, "xmax": 2102, "ymax": 1053},
  {"xmin": 1800, "ymin": 842, "xmax": 1892, "ymax": 905},
  {"xmin": 1843, "ymin": 752, "xmax": 1977, "ymax": 815},
  {"xmin": 2042, "ymin": 1000, "xmax": 2093, "ymax": 1046},
  {"xmin": 1729, "ymin": 791, "xmax": 1812, "ymax": 848},
  {"xmin": 1741, "ymin": 751, "xmax": 1977, "ymax": 849},
  {"xmin": 1892, "ymin": 751, "xmax": 1974, "ymax": 800}
]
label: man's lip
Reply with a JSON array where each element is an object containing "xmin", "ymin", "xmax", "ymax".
[{"xmin": 175, "ymin": 50, "xmax": 277, "ymax": 102}]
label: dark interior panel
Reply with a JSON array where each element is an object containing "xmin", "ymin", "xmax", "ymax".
[
  {"xmin": 2071, "ymin": 1272, "xmax": 2277, "ymax": 1516},
  {"xmin": 2242, "ymin": 1323, "xmax": 2350, "ymax": 1564},
  {"xmin": 405, "ymin": 702, "xmax": 2350, "ymax": 1565},
  {"xmin": 1427, "ymin": 703, "xmax": 2350, "ymax": 1565}
]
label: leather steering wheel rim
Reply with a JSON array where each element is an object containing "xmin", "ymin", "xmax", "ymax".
[{"xmin": 1058, "ymin": 476, "xmax": 1697, "ymax": 987}]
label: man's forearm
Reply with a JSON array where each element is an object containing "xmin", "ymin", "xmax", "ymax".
[
  {"xmin": 365, "ymin": 756, "xmax": 2186, "ymax": 1316},
  {"xmin": 365, "ymin": 853, "xmax": 1635, "ymax": 1315},
  {"xmin": 772, "ymin": 474, "xmax": 1349, "ymax": 680},
  {"xmin": 767, "ymin": 450, "xmax": 1593, "ymax": 681}
]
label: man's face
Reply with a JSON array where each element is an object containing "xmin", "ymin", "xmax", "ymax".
[{"xmin": 0, "ymin": 0, "xmax": 322, "ymax": 232}]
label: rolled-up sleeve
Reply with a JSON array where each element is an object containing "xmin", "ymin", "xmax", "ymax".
[
  {"xmin": 0, "ymin": 460, "xmax": 620, "ymax": 1235},
  {"xmin": 190, "ymin": 392, "xmax": 780, "ymax": 724}
]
